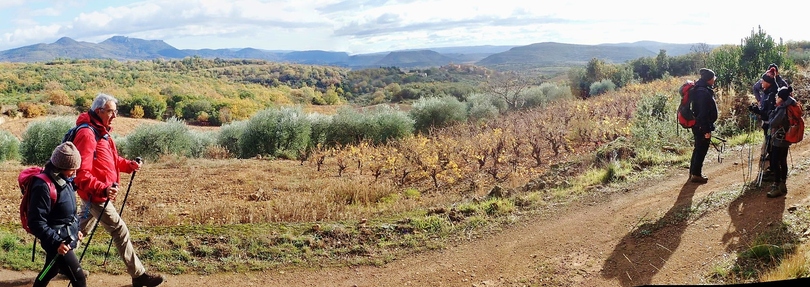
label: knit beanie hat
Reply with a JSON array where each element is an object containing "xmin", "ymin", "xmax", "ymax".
[
  {"xmin": 699, "ymin": 68, "xmax": 716, "ymax": 82},
  {"xmin": 777, "ymin": 86, "xmax": 793, "ymax": 101},
  {"xmin": 768, "ymin": 63, "xmax": 778, "ymax": 72},
  {"xmin": 51, "ymin": 142, "xmax": 81, "ymax": 170},
  {"xmin": 761, "ymin": 70, "xmax": 776, "ymax": 85}
]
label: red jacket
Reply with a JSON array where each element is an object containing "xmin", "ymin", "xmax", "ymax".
[{"xmin": 72, "ymin": 111, "xmax": 136, "ymax": 203}]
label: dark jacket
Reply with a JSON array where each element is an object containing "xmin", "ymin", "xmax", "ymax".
[
  {"xmin": 752, "ymin": 75, "xmax": 788, "ymax": 106},
  {"xmin": 769, "ymin": 97, "xmax": 797, "ymax": 148},
  {"xmin": 73, "ymin": 111, "xmax": 135, "ymax": 203},
  {"xmin": 691, "ymin": 79, "xmax": 718, "ymax": 133},
  {"xmin": 27, "ymin": 163, "xmax": 80, "ymax": 252}
]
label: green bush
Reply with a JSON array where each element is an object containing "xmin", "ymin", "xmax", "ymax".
[
  {"xmin": 0, "ymin": 130, "xmax": 21, "ymax": 162},
  {"xmin": 124, "ymin": 118, "xmax": 193, "ymax": 161},
  {"xmin": 120, "ymin": 94, "xmax": 167, "ymax": 119},
  {"xmin": 189, "ymin": 130, "xmax": 217, "ymax": 158},
  {"xmin": 409, "ymin": 95, "xmax": 467, "ymax": 133},
  {"xmin": 307, "ymin": 113, "xmax": 332, "ymax": 149},
  {"xmin": 239, "ymin": 107, "xmax": 310, "ymax": 159},
  {"xmin": 20, "ymin": 117, "xmax": 74, "ymax": 165},
  {"xmin": 324, "ymin": 107, "xmax": 366, "ymax": 146},
  {"xmin": 217, "ymin": 120, "xmax": 247, "ymax": 157},
  {"xmin": 466, "ymin": 93, "xmax": 501, "ymax": 122},
  {"xmin": 274, "ymin": 107, "xmax": 311, "ymax": 159},
  {"xmin": 365, "ymin": 105, "xmax": 414, "ymax": 144},
  {"xmin": 630, "ymin": 93, "xmax": 690, "ymax": 151},
  {"xmin": 589, "ymin": 79, "xmax": 616, "ymax": 96}
]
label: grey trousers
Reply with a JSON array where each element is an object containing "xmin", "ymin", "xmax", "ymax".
[{"xmin": 79, "ymin": 200, "xmax": 145, "ymax": 278}]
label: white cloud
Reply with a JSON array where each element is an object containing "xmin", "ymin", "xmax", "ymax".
[{"xmin": 0, "ymin": 0, "xmax": 808, "ymax": 53}]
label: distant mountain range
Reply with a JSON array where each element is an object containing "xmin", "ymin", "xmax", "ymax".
[{"xmin": 0, "ymin": 36, "xmax": 705, "ymax": 70}]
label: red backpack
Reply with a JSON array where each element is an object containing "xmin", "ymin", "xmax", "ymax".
[
  {"xmin": 677, "ymin": 80, "xmax": 697, "ymax": 128},
  {"xmin": 18, "ymin": 166, "xmax": 57, "ymax": 261},
  {"xmin": 785, "ymin": 102, "xmax": 805, "ymax": 143}
]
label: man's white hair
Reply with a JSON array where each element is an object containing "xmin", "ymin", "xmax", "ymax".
[{"xmin": 90, "ymin": 93, "xmax": 118, "ymax": 111}]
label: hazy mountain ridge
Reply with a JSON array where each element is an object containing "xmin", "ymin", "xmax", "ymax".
[{"xmin": 0, "ymin": 36, "xmax": 706, "ymax": 70}]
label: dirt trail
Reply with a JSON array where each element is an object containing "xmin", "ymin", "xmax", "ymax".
[{"xmin": 2, "ymin": 140, "xmax": 810, "ymax": 287}]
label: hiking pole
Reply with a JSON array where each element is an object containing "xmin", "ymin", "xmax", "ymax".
[
  {"xmin": 77, "ymin": 182, "xmax": 118, "ymax": 264},
  {"xmin": 102, "ymin": 157, "xmax": 141, "ymax": 265},
  {"xmin": 37, "ymin": 254, "xmax": 60, "ymax": 282}
]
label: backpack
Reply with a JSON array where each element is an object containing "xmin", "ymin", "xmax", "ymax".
[
  {"xmin": 18, "ymin": 167, "xmax": 57, "ymax": 261},
  {"xmin": 677, "ymin": 80, "xmax": 697, "ymax": 128},
  {"xmin": 785, "ymin": 102, "xmax": 805, "ymax": 143},
  {"xmin": 63, "ymin": 122, "xmax": 105, "ymax": 143}
]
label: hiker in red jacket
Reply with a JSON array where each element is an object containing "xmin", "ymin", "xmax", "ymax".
[{"xmin": 72, "ymin": 93, "xmax": 164, "ymax": 287}]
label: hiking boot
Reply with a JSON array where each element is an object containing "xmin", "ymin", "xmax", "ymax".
[
  {"xmin": 767, "ymin": 183, "xmax": 786, "ymax": 198},
  {"xmin": 689, "ymin": 174, "xmax": 708, "ymax": 184},
  {"xmin": 132, "ymin": 272, "xmax": 165, "ymax": 287}
]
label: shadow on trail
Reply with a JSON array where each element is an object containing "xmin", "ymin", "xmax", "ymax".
[
  {"xmin": 0, "ymin": 278, "xmax": 31, "ymax": 287},
  {"xmin": 600, "ymin": 181, "xmax": 699, "ymax": 287},
  {"xmin": 721, "ymin": 183, "xmax": 791, "ymax": 282}
]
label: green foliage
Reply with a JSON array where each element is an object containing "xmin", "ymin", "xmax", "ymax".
[
  {"xmin": 238, "ymin": 107, "xmax": 311, "ymax": 159},
  {"xmin": 409, "ymin": 96, "xmax": 467, "ymax": 133},
  {"xmin": 630, "ymin": 93, "xmax": 690, "ymax": 152},
  {"xmin": 0, "ymin": 130, "xmax": 21, "ymax": 162},
  {"xmin": 20, "ymin": 117, "xmax": 74, "ymax": 165},
  {"xmin": 189, "ymin": 130, "xmax": 218, "ymax": 158},
  {"xmin": 589, "ymin": 79, "xmax": 616, "ymax": 96},
  {"xmin": 466, "ymin": 93, "xmax": 502, "ymax": 122},
  {"xmin": 307, "ymin": 113, "xmax": 332, "ymax": 148},
  {"xmin": 364, "ymin": 105, "xmax": 415, "ymax": 144},
  {"xmin": 119, "ymin": 94, "xmax": 167, "ymax": 119},
  {"xmin": 739, "ymin": 27, "xmax": 791, "ymax": 87},
  {"xmin": 124, "ymin": 118, "xmax": 194, "ymax": 161},
  {"xmin": 324, "ymin": 107, "xmax": 367, "ymax": 146},
  {"xmin": 217, "ymin": 120, "xmax": 247, "ymax": 157}
]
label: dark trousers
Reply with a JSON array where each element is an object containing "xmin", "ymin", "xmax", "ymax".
[
  {"xmin": 769, "ymin": 145, "xmax": 789, "ymax": 183},
  {"xmin": 33, "ymin": 249, "xmax": 86, "ymax": 287},
  {"xmin": 690, "ymin": 128, "xmax": 710, "ymax": 176}
]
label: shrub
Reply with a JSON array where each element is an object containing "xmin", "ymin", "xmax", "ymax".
[
  {"xmin": 124, "ymin": 118, "xmax": 193, "ymax": 161},
  {"xmin": 0, "ymin": 130, "xmax": 21, "ymax": 162},
  {"xmin": 217, "ymin": 120, "xmax": 247, "ymax": 157},
  {"xmin": 307, "ymin": 113, "xmax": 332, "ymax": 149},
  {"xmin": 409, "ymin": 96, "xmax": 467, "ymax": 133},
  {"xmin": 18, "ymin": 102, "xmax": 47, "ymax": 118},
  {"xmin": 589, "ymin": 79, "xmax": 617, "ymax": 96},
  {"xmin": 365, "ymin": 105, "xmax": 414, "ymax": 144},
  {"xmin": 131, "ymin": 105, "xmax": 145, "ymax": 119},
  {"xmin": 324, "ymin": 107, "xmax": 366, "ymax": 146},
  {"xmin": 239, "ymin": 107, "xmax": 311, "ymax": 159},
  {"xmin": 189, "ymin": 130, "xmax": 217, "ymax": 158},
  {"xmin": 466, "ymin": 93, "xmax": 501, "ymax": 122},
  {"xmin": 20, "ymin": 117, "xmax": 74, "ymax": 165},
  {"xmin": 120, "ymin": 94, "xmax": 167, "ymax": 119}
]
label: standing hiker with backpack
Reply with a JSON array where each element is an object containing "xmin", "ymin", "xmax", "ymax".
[
  {"xmin": 27, "ymin": 142, "xmax": 86, "ymax": 287},
  {"xmin": 688, "ymin": 68, "xmax": 719, "ymax": 184},
  {"xmin": 71, "ymin": 93, "xmax": 164, "ymax": 287},
  {"xmin": 765, "ymin": 86, "xmax": 801, "ymax": 198},
  {"xmin": 749, "ymin": 67, "xmax": 787, "ymax": 180}
]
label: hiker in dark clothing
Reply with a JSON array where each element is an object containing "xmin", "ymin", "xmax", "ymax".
[
  {"xmin": 688, "ymin": 68, "xmax": 719, "ymax": 183},
  {"xmin": 766, "ymin": 86, "xmax": 797, "ymax": 198},
  {"xmin": 29, "ymin": 142, "xmax": 86, "ymax": 287}
]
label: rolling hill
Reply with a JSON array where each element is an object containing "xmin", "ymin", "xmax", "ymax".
[{"xmin": 0, "ymin": 36, "xmax": 706, "ymax": 70}]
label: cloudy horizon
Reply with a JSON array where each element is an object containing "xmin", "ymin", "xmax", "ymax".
[{"xmin": 0, "ymin": 0, "xmax": 806, "ymax": 55}]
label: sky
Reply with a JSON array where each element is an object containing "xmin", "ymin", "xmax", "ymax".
[{"xmin": 0, "ymin": 0, "xmax": 807, "ymax": 55}]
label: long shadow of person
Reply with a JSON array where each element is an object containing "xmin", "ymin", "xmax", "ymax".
[
  {"xmin": 601, "ymin": 182, "xmax": 699, "ymax": 286},
  {"xmin": 722, "ymin": 184, "xmax": 788, "ymax": 280},
  {"xmin": 0, "ymin": 278, "xmax": 33, "ymax": 287}
]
